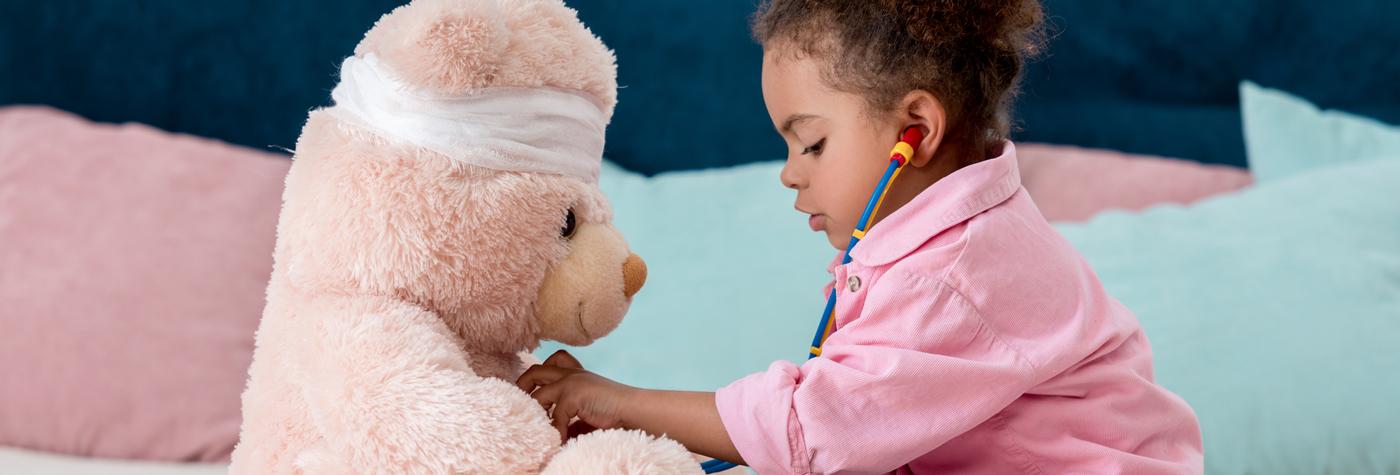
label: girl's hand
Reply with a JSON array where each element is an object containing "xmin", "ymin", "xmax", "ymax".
[
  {"xmin": 515, "ymin": 350, "xmax": 637, "ymax": 442},
  {"xmin": 517, "ymin": 350, "xmax": 744, "ymax": 463}
]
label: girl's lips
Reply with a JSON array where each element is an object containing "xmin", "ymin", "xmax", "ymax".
[{"xmin": 808, "ymin": 214, "xmax": 826, "ymax": 232}]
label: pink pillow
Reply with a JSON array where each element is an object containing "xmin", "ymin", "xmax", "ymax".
[
  {"xmin": 0, "ymin": 106, "xmax": 289, "ymax": 462},
  {"xmin": 1016, "ymin": 143, "xmax": 1254, "ymax": 222}
]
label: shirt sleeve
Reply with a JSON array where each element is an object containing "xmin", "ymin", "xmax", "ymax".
[{"xmin": 715, "ymin": 269, "xmax": 1061, "ymax": 474}]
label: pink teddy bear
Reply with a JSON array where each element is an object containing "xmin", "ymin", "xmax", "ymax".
[{"xmin": 230, "ymin": 0, "xmax": 703, "ymax": 473}]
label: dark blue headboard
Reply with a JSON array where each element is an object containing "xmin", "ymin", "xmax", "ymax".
[{"xmin": 3, "ymin": 1, "xmax": 1397, "ymax": 173}]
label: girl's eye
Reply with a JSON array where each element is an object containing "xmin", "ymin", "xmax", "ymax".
[
  {"xmin": 801, "ymin": 138, "xmax": 825, "ymax": 155},
  {"xmin": 561, "ymin": 208, "xmax": 578, "ymax": 239}
]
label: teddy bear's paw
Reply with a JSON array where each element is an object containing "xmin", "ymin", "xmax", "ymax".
[{"xmin": 541, "ymin": 429, "xmax": 704, "ymax": 475}]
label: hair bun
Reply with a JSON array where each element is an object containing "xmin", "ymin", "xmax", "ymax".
[{"xmin": 885, "ymin": 0, "xmax": 1045, "ymax": 59}]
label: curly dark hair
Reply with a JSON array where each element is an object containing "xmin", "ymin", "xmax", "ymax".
[{"xmin": 752, "ymin": 0, "xmax": 1046, "ymax": 152}]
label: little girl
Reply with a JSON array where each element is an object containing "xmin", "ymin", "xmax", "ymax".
[{"xmin": 517, "ymin": 1, "xmax": 1204, "ymax": 473}]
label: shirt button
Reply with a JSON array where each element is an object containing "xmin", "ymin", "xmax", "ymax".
[{"xmin": 847, "ymin": 275, "xmax": 861, "ymax": 292}]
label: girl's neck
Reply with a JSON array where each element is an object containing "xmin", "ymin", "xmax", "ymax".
[{"xmin": 871, "ymin": 140, "xmax": 983, "ymax": 225}]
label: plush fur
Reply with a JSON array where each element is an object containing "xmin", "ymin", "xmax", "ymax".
[{"xmin": 229, "ymin": 1, "xmax": 697, "ymax": 473}]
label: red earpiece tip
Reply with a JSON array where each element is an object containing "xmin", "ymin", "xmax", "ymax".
[{"xmin": 900, "ymin": 127, "xmax": 924, "ymax": 150}]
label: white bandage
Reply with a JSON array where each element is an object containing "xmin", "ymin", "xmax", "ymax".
[{"xmin": 328, "ymin": 54, "xmax": 607, "ymax": 182}]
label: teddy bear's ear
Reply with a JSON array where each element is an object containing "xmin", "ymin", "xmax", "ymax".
[{"xmin": 354, "ymin": 0, "xmax": 509, "ymax": 96}]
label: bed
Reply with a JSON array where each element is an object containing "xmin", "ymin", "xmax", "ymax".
[{"xmin": 2, "ymin": 1, "xmax": 1397, "ymax": 473}]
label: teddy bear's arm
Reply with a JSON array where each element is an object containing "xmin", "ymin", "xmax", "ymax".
[{"xmin": 291, "ymin": 295, "xmax": 560, "ymax": 474}]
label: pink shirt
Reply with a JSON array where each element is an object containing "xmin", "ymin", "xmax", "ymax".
[{"xmin": 716, "ymin": 142, "xmax": 1203, "ymax": 474}]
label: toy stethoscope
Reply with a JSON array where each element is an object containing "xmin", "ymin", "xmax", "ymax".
[{"xmin": 701, "ymin": 126, "xmax": 924, "ymax": 474}]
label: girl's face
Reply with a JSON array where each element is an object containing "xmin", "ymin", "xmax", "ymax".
[{"xmin": 762, "ymin": 52, "xmax": 905, "ymax": 250}]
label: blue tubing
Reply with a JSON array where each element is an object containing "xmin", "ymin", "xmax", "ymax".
[
  {"xmin": 701, "ymin": 458, "xmax": 739, "ymax": 473},
  {"xmin": 807, "ymin": 159, "xmax": 901, "ymax": 360}
]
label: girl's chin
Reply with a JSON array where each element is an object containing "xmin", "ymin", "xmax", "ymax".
[{"xmin": 825, "ymin": 231, "xmax": 845, "ymax": 250}]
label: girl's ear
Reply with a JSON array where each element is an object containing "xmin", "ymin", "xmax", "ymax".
[{"xmin": 897, "ymin": 90, "xmax": 947, "ymax": 168}]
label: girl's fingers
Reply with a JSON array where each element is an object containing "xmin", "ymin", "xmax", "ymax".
[
  {"xmin": 515, "ymin": 364, "xmax": 568, "ymax": 393},
  {"xmin": 551, "ymin": 397, "xmax": 577, "ymax": 442},
  {"xmin": 529, "ymin": 379, "xmax": 563, "ymax": 412},
  {"xmin": 543, "ymin": 349, "xmax": 583, "ymax": 369}
]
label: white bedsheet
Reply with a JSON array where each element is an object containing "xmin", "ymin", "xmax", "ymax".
[{"xmin": 0, "ymin": 446, "xmax": 226, "ymax": 475}]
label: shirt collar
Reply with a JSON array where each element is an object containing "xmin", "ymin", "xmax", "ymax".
[{"xmin": 839, "ymin": 141, "xmax": 1023, "ymax": 268}]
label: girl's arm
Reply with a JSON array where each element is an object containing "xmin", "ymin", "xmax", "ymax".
[
  {"xmin": 517, "ymin": 351, "xmax": 744, "ymax": 464},
  {"xmin": 619, "ymin": 389, "xmax": 742, "ymax": 463}
]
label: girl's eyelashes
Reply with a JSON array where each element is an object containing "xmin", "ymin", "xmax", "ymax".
[{"xmin": 801, "ymin": 138, "xmax": 826, "ymax": 155}]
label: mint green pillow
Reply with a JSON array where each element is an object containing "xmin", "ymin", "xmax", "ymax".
[
  {"xmin": 1056, "ymin": 159, "xmax": 1400, "ymax": 474},
  {"xmin": 541, "ymin": 158, "xmax": 1400, "ymax": 474},
  {"xmin": 1241, "ymin": 81, "xmax": 1400, "ymax": 182}
]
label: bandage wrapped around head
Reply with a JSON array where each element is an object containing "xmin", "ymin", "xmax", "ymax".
[{"xmin": 328, "ymin": 54, "xmax": 607, "ymax": 183}]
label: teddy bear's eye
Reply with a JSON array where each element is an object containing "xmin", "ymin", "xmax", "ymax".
[{"xmin": 561, "ymin": 208, "xmax": 578, "ymax": 239}]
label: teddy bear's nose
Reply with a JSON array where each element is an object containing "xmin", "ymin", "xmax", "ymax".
[{"xmin": 622, "ymin": 253, "xmax": 647, "ymax": 298}]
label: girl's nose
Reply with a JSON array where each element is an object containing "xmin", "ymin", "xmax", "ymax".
[{"xmin": 780, "ymin": 160, "xmax": 803, "ymax": 189}]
